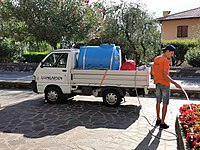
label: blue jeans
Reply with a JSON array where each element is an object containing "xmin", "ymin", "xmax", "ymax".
[{"xmin": 156, "ymin": 83, "xmax": 170, "ymax": 105}]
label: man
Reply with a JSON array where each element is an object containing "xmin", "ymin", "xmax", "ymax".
[{"xmin": 151, "ymin": 45, "xmax": 182, "ymax": 129}]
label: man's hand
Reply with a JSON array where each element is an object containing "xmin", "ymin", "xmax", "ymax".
[{"xmin": 174, "ymin": 82, "xmax": 182, "ymax": 89}]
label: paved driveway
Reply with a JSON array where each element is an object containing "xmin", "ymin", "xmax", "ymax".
[{"xmin": 0, "ymin": 89, "xmax": 200, "ymax": 150}]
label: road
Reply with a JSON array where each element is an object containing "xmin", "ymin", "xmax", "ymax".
[
  {"xmin": 1, "ymin": 71, "xmax": 200, "ymax": 84},
  {"xmin": 0, "ymin": 71, "xmax": 33, "ymax": 81}
]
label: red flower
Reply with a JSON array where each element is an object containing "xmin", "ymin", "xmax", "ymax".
[
  {"xmin": 97, "ymin": 9, "xmax": 103, "ymax": 13},
  {"xmin": 186, "ymin": 133, "xmax": 191, "ymax": 141},
  {"xmin": 102, "ymin": 22, "xmax": 106, "ymax": 27}
]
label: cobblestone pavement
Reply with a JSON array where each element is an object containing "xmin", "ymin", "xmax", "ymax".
[{"xmin": 0, "ymin": 89, "xmax": 200, "ymax": 150}]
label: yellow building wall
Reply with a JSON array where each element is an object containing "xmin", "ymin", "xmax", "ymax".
[{"xmin": 161, "ymin": 18, "xmax": 200, "ymax": 40}]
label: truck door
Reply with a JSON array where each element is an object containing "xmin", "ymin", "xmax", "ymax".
[{"xmin": 38, "ymin": 52, "xmax": 71, "ymax": 93}]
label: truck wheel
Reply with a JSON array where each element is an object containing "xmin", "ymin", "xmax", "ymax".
[
  {"xmin": 103, "ymin": 90, "xmax": 122, "ymax": 107},
  {"xmin": 45, "ymin": 86, "xmax": 64, "ymax": 104}
]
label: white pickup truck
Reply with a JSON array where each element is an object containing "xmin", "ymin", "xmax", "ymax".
[{"xmin": 31, "ymin": 48, "xmax": 150, "ymax": 107}]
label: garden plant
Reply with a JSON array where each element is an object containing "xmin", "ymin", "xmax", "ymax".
[{"xmin": 179, "ymin": 104, "xmax": 200, "ymax": 150}]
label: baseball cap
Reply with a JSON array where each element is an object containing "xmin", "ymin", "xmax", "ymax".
[{"xmin": 163, "ymin": 45, "xmax": 176, "ymax": 51}]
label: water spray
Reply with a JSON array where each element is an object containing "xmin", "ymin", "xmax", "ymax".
[{"xmin": 181, "ymin": 87, "xmax": 192, "ymax": 110}]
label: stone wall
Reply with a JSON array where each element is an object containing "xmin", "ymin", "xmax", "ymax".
[
  {"xmin": 170, "ymin": 67, "xmax": 200, "ymax": 78},
  {"xmin": 0, "ymin": 63, "xmax": 38, "ymax": 72}
]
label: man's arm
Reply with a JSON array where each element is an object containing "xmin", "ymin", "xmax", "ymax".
[
  {"xmin": 163, "ymin": 68, "xmax": 181, "ymax": 89},
  {"xmin": 151, "ymin": 67, "xmax": 154, "ymax": 76}
]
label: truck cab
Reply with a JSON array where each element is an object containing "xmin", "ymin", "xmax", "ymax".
[{"xmin": 32, "ymin": 49, "xmax": 79, "ymax": 102}]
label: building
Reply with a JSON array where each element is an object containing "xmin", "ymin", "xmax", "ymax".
[{"xmin": 157, "ymin": 7, "xmax": 200, "ymax": 41}]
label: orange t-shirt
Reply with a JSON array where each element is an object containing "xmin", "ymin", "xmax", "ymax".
[{"xmin": 152, "ymin": 55, "xmax": 170, "ymax": 86}]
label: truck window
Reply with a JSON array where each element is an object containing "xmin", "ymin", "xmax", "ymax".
[{"xmin": 42, "ymin": 53, "xmax": 68, "ymax": 68}]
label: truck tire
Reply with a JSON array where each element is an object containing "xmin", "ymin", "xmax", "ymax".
[
  {"xmin": 103, "ymin": 90, "xmax": 122, "ymax": 107},
  {"xmin": 45, "ymin": 86, "xmax": 64, "ymax": 104}
]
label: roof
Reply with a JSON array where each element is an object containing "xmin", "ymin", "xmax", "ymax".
[{"xmin": 157, "ymin": 7, "xmax": 200, "ymax": 21}]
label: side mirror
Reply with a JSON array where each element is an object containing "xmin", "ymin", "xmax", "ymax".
[{"xmin": 40, "ymin": 62, "xmax": 44, "ymax": 68}]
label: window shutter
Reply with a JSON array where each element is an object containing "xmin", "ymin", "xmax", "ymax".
[
  {"xmin": 182, "ymin": 26, "xmax": 188, "ymax": 37},
  {"xmin": 177, "ymin": 26, "xmax": 182, "ymax": 37}
]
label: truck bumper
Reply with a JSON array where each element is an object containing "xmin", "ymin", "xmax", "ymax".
[{"xmin": 31, "ymin": 80, "xmax": 38, "ymax": 93}]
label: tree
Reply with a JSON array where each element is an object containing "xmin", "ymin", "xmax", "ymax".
[
  {"xmin": 0, "ymin": 0, "xmax": 105, "ymax": 49},
  {"xmin": 91, "ymin": 1, "xmax": 161, "ymax": 65}
]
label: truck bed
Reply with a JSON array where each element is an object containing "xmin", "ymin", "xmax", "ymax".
[{"xmin": 71, "ymin": 69, "xmax": 150, "ymax": 88}]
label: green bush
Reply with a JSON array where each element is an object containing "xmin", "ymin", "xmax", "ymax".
[
  {"xmin": 162, "ymin": 40, "xmax": 197, "ymax": 66},
  {"xmin": 22, "ymin": 52, "xmax": 50, "ymax": 63},
  {"xmin": 0, "ymin": 39, "xmax": 21, "ymax": 63},
  {"xmin": 185, "ymin": 47, "xmax": 200, "ymax": 67}
]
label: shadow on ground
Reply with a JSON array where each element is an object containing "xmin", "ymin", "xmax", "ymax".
[
  {"xmin": 134, "ymin": 127, "xmax": 162, "ymax": 150},
  {"xmin": 0, "ymin": 98, "xmax": 140, "ymax": 138}
]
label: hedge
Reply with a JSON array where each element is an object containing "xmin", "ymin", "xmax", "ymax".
[
  {"xmin": 22, "ymin": 52, "xmax": 50, "ymax": 63},
  {"xmin": 162, "ymin": 40, "xmax": 198, "ymax": 66}
]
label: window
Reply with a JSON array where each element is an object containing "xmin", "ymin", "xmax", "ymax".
[
  {"xmin": 177, "ymin": 25, "xmax": 188, "ymax": 38},
  {"xmin": 42, "ymin": 53, "xmax": 68, "ymax": 68}
]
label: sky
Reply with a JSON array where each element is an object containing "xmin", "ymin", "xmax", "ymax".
[{"xmin": 110, "ymin": 0, "xmax": 200, "ymax": 18}]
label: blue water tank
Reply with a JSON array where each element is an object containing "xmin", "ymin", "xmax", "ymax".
[{"xmin": 78, "ymin": 44, "xmax": 121, "ymax": 70}]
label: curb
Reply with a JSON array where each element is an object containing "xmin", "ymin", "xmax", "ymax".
[
  {"xmin": 0, "ymin": 80, "xmax": 31, "ymax": 89},
  {"xmin": 0, "ymin": 81, "xmax": 200, "ymax": 99},
  {"xmin": 148, "ymin": 88, "xmax": 200, "ymax": 99},
  {"xmin": 175, "ymin": 116, "xmax": 190, "ymax": 150}
]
